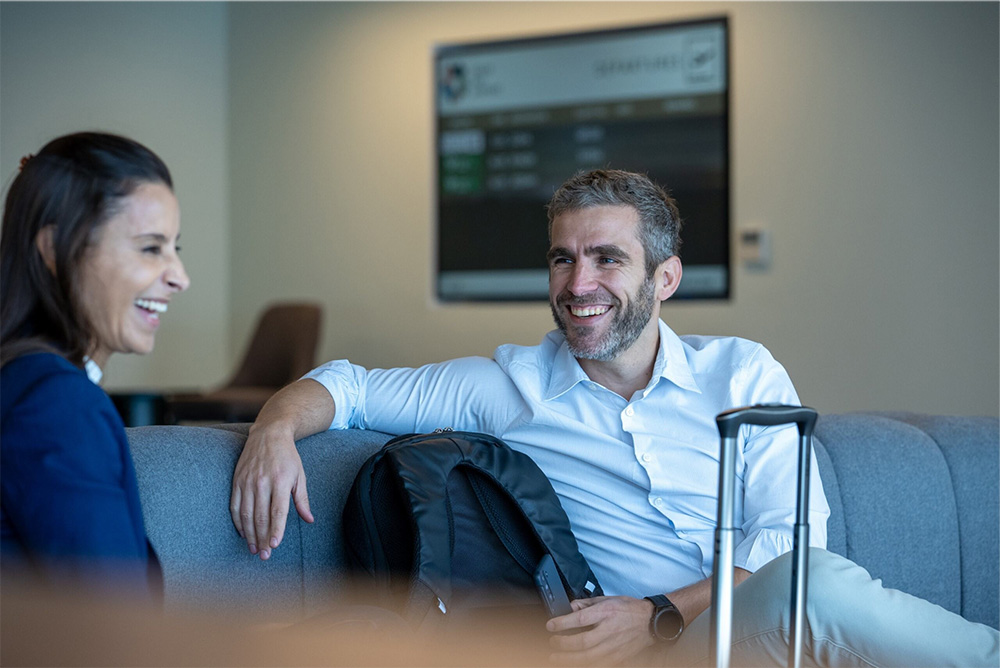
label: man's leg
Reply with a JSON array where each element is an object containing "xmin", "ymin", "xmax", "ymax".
[{"xmin": 661, "ymin": 548, "xmax": 999, "ymax": 668}]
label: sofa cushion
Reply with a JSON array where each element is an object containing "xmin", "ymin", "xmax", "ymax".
[
  {"xmin": 874, "ymin": 413, "xmax": 999, "ymax": 629},
  {"xmin": 814, "ymin": 414, "xmax": 961, "ymax": 617}
]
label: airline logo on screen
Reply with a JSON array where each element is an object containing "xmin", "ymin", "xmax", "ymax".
[
  {"xmin": 684, "ymin": 33, "xmax": 720, "ymax": 84},
  {"xmin": 440, "ymin": 63, "xmax": 467, "ymax": 102}
]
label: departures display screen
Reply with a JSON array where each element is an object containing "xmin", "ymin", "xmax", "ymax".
[{"xmin": 435, "ymin": 18, "xmax": 729, "ymax": 301}]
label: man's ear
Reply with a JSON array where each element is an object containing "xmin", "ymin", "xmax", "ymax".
[
  {"xmin": 35, "ymin": 225, "xmax": 57, "ymax": 276},
  {"xmin": 654, "ymin": 256, "xmax": 683, "ymax": 302}
]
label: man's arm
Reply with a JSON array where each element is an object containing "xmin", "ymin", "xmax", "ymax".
[
  {"xmin": 231, "ymin": 355, "xmax": 520, "ymax": 561},
  {"xmin": 546, "ymin": 569, "xmax": 751, "ymax": 665},
  {"xmin": 229, "ymin": 378, "xmax": 335, "ymax": 560}
]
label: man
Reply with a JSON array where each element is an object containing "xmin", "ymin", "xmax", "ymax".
[{"xmin": 231, "ymin": 170, "xmax": 998, "ymax": 666}]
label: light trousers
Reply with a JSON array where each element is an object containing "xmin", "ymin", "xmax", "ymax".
[{"xmin": 657, "ymin": 548, "xmax": 999, "ymax": 668}]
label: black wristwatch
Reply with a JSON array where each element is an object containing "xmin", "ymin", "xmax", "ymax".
[{"xmin": 644, "ymin": 594, "xmax": 684, "ymax": 644}]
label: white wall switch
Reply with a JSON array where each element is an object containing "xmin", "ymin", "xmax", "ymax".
[{"xmin": 738, "ymin": 227, "xmax": 771, "ymax": 268}]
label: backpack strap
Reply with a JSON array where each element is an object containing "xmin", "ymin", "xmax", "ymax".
[{"xmin": 466, "ymin": 470, "xmax": 542, "ymax": 575}]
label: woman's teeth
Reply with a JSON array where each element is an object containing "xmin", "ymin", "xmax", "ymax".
[
  {"xmin": 135, "ymin": 298, "xmax": 167, "ymax": 313},
  {"xmin": 570, "ymin": 305, "xmax": 610, "ymax": 317}
]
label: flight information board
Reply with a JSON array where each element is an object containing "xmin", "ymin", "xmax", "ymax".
[{"xmin": 435, "ymin": 17, "xmax": 729, "ymax": 301}]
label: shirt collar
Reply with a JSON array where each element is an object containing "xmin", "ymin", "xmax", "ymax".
[
  {"xmin": 654, "ymin": 319, "xmax": 701, "ymax": 394},
  {"xmin": 544, "ymin": 319, "xmax": 702, "ymax": 401},
  {"xmin": 83, "ymin": 356, "xmax": 103, "ymax": 385},
  {"xmin": 545, "ymin": 339, "xmax": 590, "ymax": 401}
]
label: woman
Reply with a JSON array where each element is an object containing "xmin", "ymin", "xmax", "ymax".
[{"xmin": 0, "ymin": 132, "xmax": 190, "ymax": 601}]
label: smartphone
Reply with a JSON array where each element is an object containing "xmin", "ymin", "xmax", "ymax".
[{"xmin": 534, "ymin": 553, "xmax": 573, "ymax": 618}]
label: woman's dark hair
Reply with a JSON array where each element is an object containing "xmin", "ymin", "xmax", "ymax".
[{"xmin": 0, "ymin": 132, "xmax": 172, "ymax": 367}]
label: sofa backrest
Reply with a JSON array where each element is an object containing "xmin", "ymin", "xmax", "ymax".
[
  {"xmin": 128, "ymin": 414, "xmax": 998, "ymax": 629},
  {"xmin": 128, "ymin": 424, "xmax": 390, "ymax": 623}
]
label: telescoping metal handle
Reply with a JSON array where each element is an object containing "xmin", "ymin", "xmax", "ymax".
[{"xmin": 711, "ymin": 404, "xmax": 818, "ymax": 668}]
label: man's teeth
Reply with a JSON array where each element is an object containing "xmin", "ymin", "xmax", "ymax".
[
  {"xmin": 135, "ymin": 299, "xmax": 167, "ymax": 313},
  {"xmin": 570, "ymin": 305, "xmax": 610, "ymax": 317}
]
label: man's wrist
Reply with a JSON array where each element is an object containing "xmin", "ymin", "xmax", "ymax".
[
  {"xmin": 247, "ymin": 413, "xmax": 297, "ymax": 444},
  {"xmin": 644, "ymin": 594, "xmax": 685, "ymax": 645}
]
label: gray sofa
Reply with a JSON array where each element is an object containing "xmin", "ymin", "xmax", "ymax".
[{"xmin": 127, "ymin": 413, "xmax": 999, "ymax": 630}]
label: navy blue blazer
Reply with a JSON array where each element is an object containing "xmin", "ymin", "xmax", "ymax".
[{"xmin": 1, "ymin": 352, "xmax": 161, "ymax": 601}]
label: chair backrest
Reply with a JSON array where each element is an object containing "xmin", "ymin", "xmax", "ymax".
[{"xmin": 227, "ymin": 302, "xmax": 322, "ymax": 389}]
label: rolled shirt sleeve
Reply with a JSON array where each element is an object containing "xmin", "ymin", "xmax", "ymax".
[
  {"xmin": 302, "ymin": 356, "xmax": 523, "ymax": 435},
  {"xmin": 730, "ymin": 346, "xmax": 830, "ymax": 574},
  {"xmin": 303, "ymin": 359, "xmax": 365, "ymax": 430}
]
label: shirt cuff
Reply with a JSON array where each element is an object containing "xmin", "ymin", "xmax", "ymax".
[
  {"xmin": 301, "ymin": 360, "xmax": 362, "ymax": 430},
  {"xmin": 733, "ymin": 528, "xmax": 794, "ymax": 574}
]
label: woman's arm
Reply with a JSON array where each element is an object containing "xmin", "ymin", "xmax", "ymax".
[{"xmin": 1, "ymin": 363, "xmax": 155, "ymax": 598}]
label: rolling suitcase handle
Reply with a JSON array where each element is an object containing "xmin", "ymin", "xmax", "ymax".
[{"xmin": 712, "ymin": 404, "xmax": 818, "ymax": 668}]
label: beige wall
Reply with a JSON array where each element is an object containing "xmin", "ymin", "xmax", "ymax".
[
  {"xmin": 3, "ymin": 2, "xmax": 998, "ymax": 416},
  {"xmin": 0, "ymin": 1, "xmax": 231, "ymax": 391},
  {"xmin": 229, "ymin": 1, "xmax": 999, "ymax": 416}
]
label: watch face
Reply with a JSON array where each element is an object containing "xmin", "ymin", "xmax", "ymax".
[{"xmin": 654, "ymin": 606, "xmax": 684, "ymax": 642}]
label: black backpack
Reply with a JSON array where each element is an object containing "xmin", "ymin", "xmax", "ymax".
[{"xmin": 342, "ymin": 430, "xmax": 603, "ymax": 632}]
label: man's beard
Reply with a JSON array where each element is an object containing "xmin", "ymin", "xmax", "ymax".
[{"xmin": 550, "ymin": 277, "xmax": 657, "ymax": 362}]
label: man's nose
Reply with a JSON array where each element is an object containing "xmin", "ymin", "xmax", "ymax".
[{"xmin": 566, "ymin": 262, "xmax": 598, "ymax": 294}]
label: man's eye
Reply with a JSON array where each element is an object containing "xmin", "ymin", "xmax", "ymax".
[
  {"xmin": 599, "ymin": 257, "xmax": 618, "ymax": 264},
  {"xmin": 551, "ymin": 257, "xmax": 572, "ymax": 265},
  {"xmin": 143, "ymin": 246, "xmax": 162, "ymax": 255}
]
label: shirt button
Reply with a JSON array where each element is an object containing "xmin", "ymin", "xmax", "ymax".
[
  {"xmin": 642, "ymin": 453, "xmax": 652, "ymax": 463},
  {"xmin": 653, "ymin": 497, "xmax": 664, "ymax": 507},
  {"xmin": 625, "ymin": 406, "xmax": 635, "ymax": 416},
  {"xmin": 588, "ymin": 383, "xmax": 598, "ymax": 391}
]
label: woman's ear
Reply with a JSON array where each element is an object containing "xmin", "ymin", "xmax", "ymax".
[{"xmin": 35, "ymin": 225, "xmax": 57, "ymax": 276}]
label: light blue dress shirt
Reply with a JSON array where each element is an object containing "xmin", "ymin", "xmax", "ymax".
[{"xmin": 305, "ymin": 320, "xmax": 830, "ymax": 598}]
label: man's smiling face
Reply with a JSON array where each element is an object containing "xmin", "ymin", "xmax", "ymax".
[{"xmin": 547, "ymin": 205, "xmax": 658, "ymax": 362}]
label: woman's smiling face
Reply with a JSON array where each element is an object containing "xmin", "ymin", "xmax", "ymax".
[{"xmin": 76, "ymin": 181, "xmax": 190, "ymax": 367}]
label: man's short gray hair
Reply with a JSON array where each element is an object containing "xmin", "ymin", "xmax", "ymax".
[{"xmin": 546, "ymin": 169, "xmax": 682, "ymax": 278}]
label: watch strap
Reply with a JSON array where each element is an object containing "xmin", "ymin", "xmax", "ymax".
[{"xmin": 645, "ymin": 594, "xmax": 672, "ymax": 609}]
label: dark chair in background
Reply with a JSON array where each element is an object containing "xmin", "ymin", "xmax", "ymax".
[{"xmin": 165, "ymin": 302, "xmax": 323, "ymax": 424}]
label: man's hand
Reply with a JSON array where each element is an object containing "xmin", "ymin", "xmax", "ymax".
[
  {"xmin": 230, "ymin": 420, "xmax": 313, "ymax": 560},
  {"xmin": 544, "ymin": 568, "xmax": 752, "ymax": 666},
  {"xmin": 229, "ymin": 379, "xmax": 336, "ymax": 560},
  {"xmin": 546, "ymin": 595, "xmax": 655, "ymax": 666}
]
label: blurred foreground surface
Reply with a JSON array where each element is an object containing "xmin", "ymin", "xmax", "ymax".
[{"xmin": 1, "ymin": 578, "xmax": 564, "ymax": 667}]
